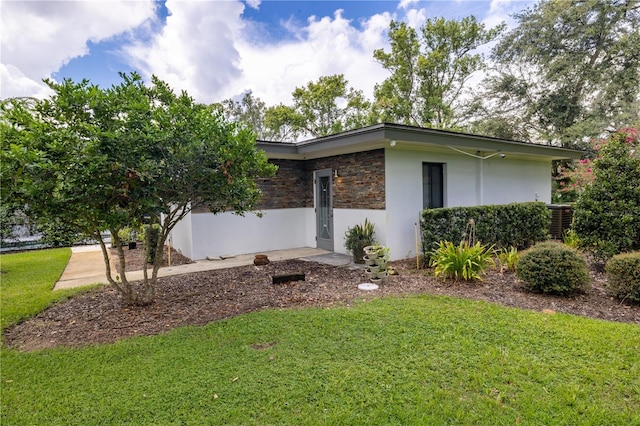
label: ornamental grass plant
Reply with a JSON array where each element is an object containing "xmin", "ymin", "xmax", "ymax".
[{"xmin": 429, "ymin": 240, "xmax": 495, "ymax": 281}]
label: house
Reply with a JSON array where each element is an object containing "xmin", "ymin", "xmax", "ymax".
[{"xmin": 170, "ymin": 123, "xmax": 582, "ymax": 261}]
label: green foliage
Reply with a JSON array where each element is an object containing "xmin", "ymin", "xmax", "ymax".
[
  {"xmin": 262, "ymin": 103, "xmax": 303, "ymax": 142},
  {"xmin": 421, "ymin": 202, "xmax": 550, "ymax": 252},
  {"xmin": 219, "ymin": 91, "xmax": 269, "ymax": 140},
  {"xmin": 373, "ymin": 17, "xmax": 504, "ymax": 129},
  {"xmin": 116, "ymin": 226, "xmax": 137, "ymax": 244},
  {"xmin": 344, "ymin": 218, "xmax": 376, "ymax": 251},
  {"xmin": 478, "ymin": 0, "xmax": 640, "ymax": 146},
  {"xmin": 562, "ymin": 228, "xmax": 581, "ymax": 249},
  {"xmin": 292, "ymin": 74, "xmax": 371, "ymax": 137},
  {"xmin": 0, "ymin": 248, "xmax": 88, "ymax": 331},
  {"xmin": 605, "ymin": 252, "xmax": 640, "ymax": 304},
  {"xmin": 265, "ymin": 74, "xmax": 372, "ymax": 141},
  {"xmin": 344, "ymin": 218, "xmax": 376, "ymax": 263},
  {"xmin": 4, "ymin": 296, "xmax": 638, "ymax": 424},
  {"xmin": 573, "ymin": 129, "xmax": 640, "ymax": 258},
  {"xmin": 517, "ymin": 242, "xmax": 589, "ymax": 295},
  {"xmin": 429, "ymin": 241, "xmax": 495, "ymax": 281},
  {"xmin": 37, "ymin": 220, "xmax": 81, "ymax": 247},
  {"xmin": 497, "ymin": 246, "xmax": 519, "ymax": 272},
  {"xmin": 142, "ymin": 224, "xmax": 161, "ymax": 264},
  {"xmin": 0, "ymin": 204, "xmax": 24, "ymax": 243},
  {"xmin": 0, "ymin": 73, "xmax": 276, "ymax": 305}
]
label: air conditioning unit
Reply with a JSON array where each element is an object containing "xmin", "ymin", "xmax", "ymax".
[{"xmin": 547, "ymin": 204, "xmax": 573, "ymax": 239}]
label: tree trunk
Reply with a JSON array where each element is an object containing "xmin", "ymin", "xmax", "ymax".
[{"xmin": 99, "ymin": 229, "xmax": 155, "ymax": 306}]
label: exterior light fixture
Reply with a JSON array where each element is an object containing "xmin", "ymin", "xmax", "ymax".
[{"xmin": 334, "ymin": 169, "xmax": 339, "ymax": 178}]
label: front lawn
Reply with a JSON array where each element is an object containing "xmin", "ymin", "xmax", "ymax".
[
  {"xmin": 2, "ymin": 295, "xmax": 639, "ymax": 424},
  {"xmin": 0, "ymin": 248, "xmax": 87, "ymax": 331}
]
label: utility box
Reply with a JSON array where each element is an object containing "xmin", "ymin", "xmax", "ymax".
[{"xmin": 547, "ymin": 204, "xmax": 573, "ymax": 239}]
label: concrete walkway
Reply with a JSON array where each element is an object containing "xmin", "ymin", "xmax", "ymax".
[{"xmin": 54, "ymin": 245, "xmax": 357, "ymax": 290}]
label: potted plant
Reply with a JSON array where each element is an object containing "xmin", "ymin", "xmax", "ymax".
[
  {"xmin": 374, "ymin": 245, "xmax": 390, "ymax": 268},
  {"xmin": 118, "ymin": 226, "xmax": 138, "ymax": 250},
  {"xmin": 344, "ymin": 218, "xmax": 376, "ymax": 264},
  {"xmin": 363, "ymin": 245, "xmax": 378, "ymax": 260}
]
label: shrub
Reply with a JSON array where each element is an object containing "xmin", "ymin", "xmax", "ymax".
[
  {"xmin": 142, "ymin": 224, "xmax": 161, "ymax": 264},
  {"xmin": 562, "ymin": 228, "xmax": 581, "ymax": 249},
  {"xmin": 421, "ymin": 202, "xmax": 550, "ymax": 252},
  {"xmin": 117, "ymin": 226, "xmax": 137, "ymax": 244},
  {"xmin": 517, "ymin": 242, "xmax": 589, "ymax": 295},
  {"xmin": 573, "ymin": 129, "xmax": 640, "ymax": 258},
  {"xmin": 497, "ymin": 246, "xmax": 519, "ymax": 272},
  {"xmin": 605, "ymin": 252, "xmax": 640, "ymax": 303},
  {"xmin": 345, "ymin": 218, "xmax": 376, "ymax": 264},
  {"xmin": 429, "ymin": 241, "xmax": 495, "ymax": 281}
]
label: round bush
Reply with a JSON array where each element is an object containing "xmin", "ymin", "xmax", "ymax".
[
  {"xmin": 516, "ymin": 242, "xmax": 589, "ymax": 295},
  {"xmin": 605, "ymin": 252, "xmax": 640, "ymax": 303}
]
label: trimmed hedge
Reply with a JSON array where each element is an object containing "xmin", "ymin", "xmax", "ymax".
[
  {"xmin": 420, "ymin": 202, "xmax": 550, "ymax": 253},
  {"xmin": 605, "ymin": 252, "xmax": 640, "ymax": 303},
  {"xmin": 517, "ymin": 242, "xmax": 590, "ymax": 295}
]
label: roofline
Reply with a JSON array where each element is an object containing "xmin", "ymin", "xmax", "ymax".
[{"xmin": 256, "ymin": 123, "xmax": 583, "ymax": 160}]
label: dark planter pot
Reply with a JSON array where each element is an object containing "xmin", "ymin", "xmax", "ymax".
[
  {"xmin": 353, "ymin": 242, "xmax": 367, "ymax": 264},
  {"xmin": 128, "ymin": 241, "xmax": 137, "ymax": 250}
]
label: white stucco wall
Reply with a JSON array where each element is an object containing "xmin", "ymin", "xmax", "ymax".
[
  {"xmin": 333, "ymin": 208, "xmax": 387, "ymax": 256},
  {"xmin": 481, "ymin": 158, "xmax": 551, "ymax": 204},
  {"xmin": 181, "ymin": 208, "xmax": 314, "ymax": 260},
  {"xmin": 384, "ymin": 148, "xmax": 552, "ymax": 259},
  {"xmin": 170, "ymin": 211, "xmax": 193, "ymax": 259}
]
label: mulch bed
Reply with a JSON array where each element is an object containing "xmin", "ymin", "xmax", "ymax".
[
  {"xmin": 4, "ymin": 255, "xmax": 639, "ymax": 352},
  {"xmin": 108, "ymin": 244, "xmax": 193, "ymax": 272}
]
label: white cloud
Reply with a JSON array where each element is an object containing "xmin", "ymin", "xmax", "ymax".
[
  {"xmin": 123, "ymin": 0, "xmax": 246, "ymax": 103},
  {"xmin": 123, "ymin": 3, "xmax": 393, "ymax": 106},
  {"xmin": 398, "ymin": 0, "xmax": 419, "ymax": 10},
  {"xmin": 225, "ymin": 10, "xmax": 394, "ymax": 106},
  {"xmin": 485, "ymin": 0, "xmax": 530, "ymax": 29},
  {"xmin": 404, "ymin": 7, "xmax": 427, "ymax": 29},
  {"xmin": 0, "ymin": 0, "xmax": 155, "ymax": 99},
  {"xmin": 0, "ymin": 64, "xmax": 54, "ymax": 99}
]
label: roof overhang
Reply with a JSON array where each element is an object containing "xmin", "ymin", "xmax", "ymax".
[{"xmin": 257, "ymin": 123, "xmax": 583, "ymax": 161}]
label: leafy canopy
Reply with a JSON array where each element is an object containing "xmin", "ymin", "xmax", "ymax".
[
  {"xmin": 373, "ymin": 17, "xmax": 504, "ymax": 130},
  {"xmin": 476, "ymin": 0, "xmax": 640, "ymax": 146},
  {"xmin": 0, "ymin": 73, "xmax": 276, "ymax": 305}
]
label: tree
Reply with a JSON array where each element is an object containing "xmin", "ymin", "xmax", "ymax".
[
  {"xmin": 260, "ymin": 74, "xmax": 371, "ymax": 141},
  {"xmin": 219, "ymin": 91, "xmax": 270, "ymax": 140},
  {"xmin": 289, "ymin": 74, "xmax": 371, "ymax": 138},
  {"xmin": 373, "ymin": 17, "xmax": 504, "ymax": 130},
  {"xmin": 478, "ymin": 0, "xmax": 640, "ymax": 146},
  {"xmin": 0, "ymin": 73, "xmax": 276, "ymax": 306},
  {"xmin": 572, "ymin": 128, "xmax": 640, "ymax": 259},
  {"xmin": 263, "ymin": 104, "xmax": 304, "ymax": 142}
]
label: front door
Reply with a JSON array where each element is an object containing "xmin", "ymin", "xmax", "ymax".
[{"xmin": 315, "ymin": 169, "xmax": 334, "ymax": 250}]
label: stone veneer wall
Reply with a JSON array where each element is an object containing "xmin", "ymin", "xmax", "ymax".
[
  {"xmin": 194, "ymin": 149, "xmax": 385, "ymax": 213},
  {"xmin": 256, "ymin": 159, "xmax": 308, "ymax": 209},
  {"xmin": 307, "ymin": 149, "xmax": 385, "ymax": 210}
]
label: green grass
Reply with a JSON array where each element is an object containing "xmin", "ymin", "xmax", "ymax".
[
  {"xmin": 0, "ymin": 248, "xmax": 89, "ymax": 331},
  {"xmin": 2, "ymin": 294, "xmax": 639, "ymax": 425}
]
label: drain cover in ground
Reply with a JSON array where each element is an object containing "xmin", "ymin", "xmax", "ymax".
[{"xmin": 358, "ymin": 283, "xmax": 379, "ymax": 291}]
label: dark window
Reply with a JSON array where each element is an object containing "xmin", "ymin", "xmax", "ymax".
[{"xmin": 423, "ymin": 163, "xmax": 444, "ymax": 209}]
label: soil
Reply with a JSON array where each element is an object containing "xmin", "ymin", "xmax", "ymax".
[{"xmin": 4, "ymin": 254, "xmax": 639, "ymax": 352}]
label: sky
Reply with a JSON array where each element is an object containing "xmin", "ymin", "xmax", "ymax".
[{"xmin": 1, "ymin": 0, "xmax": 534, "ymax": 106}]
